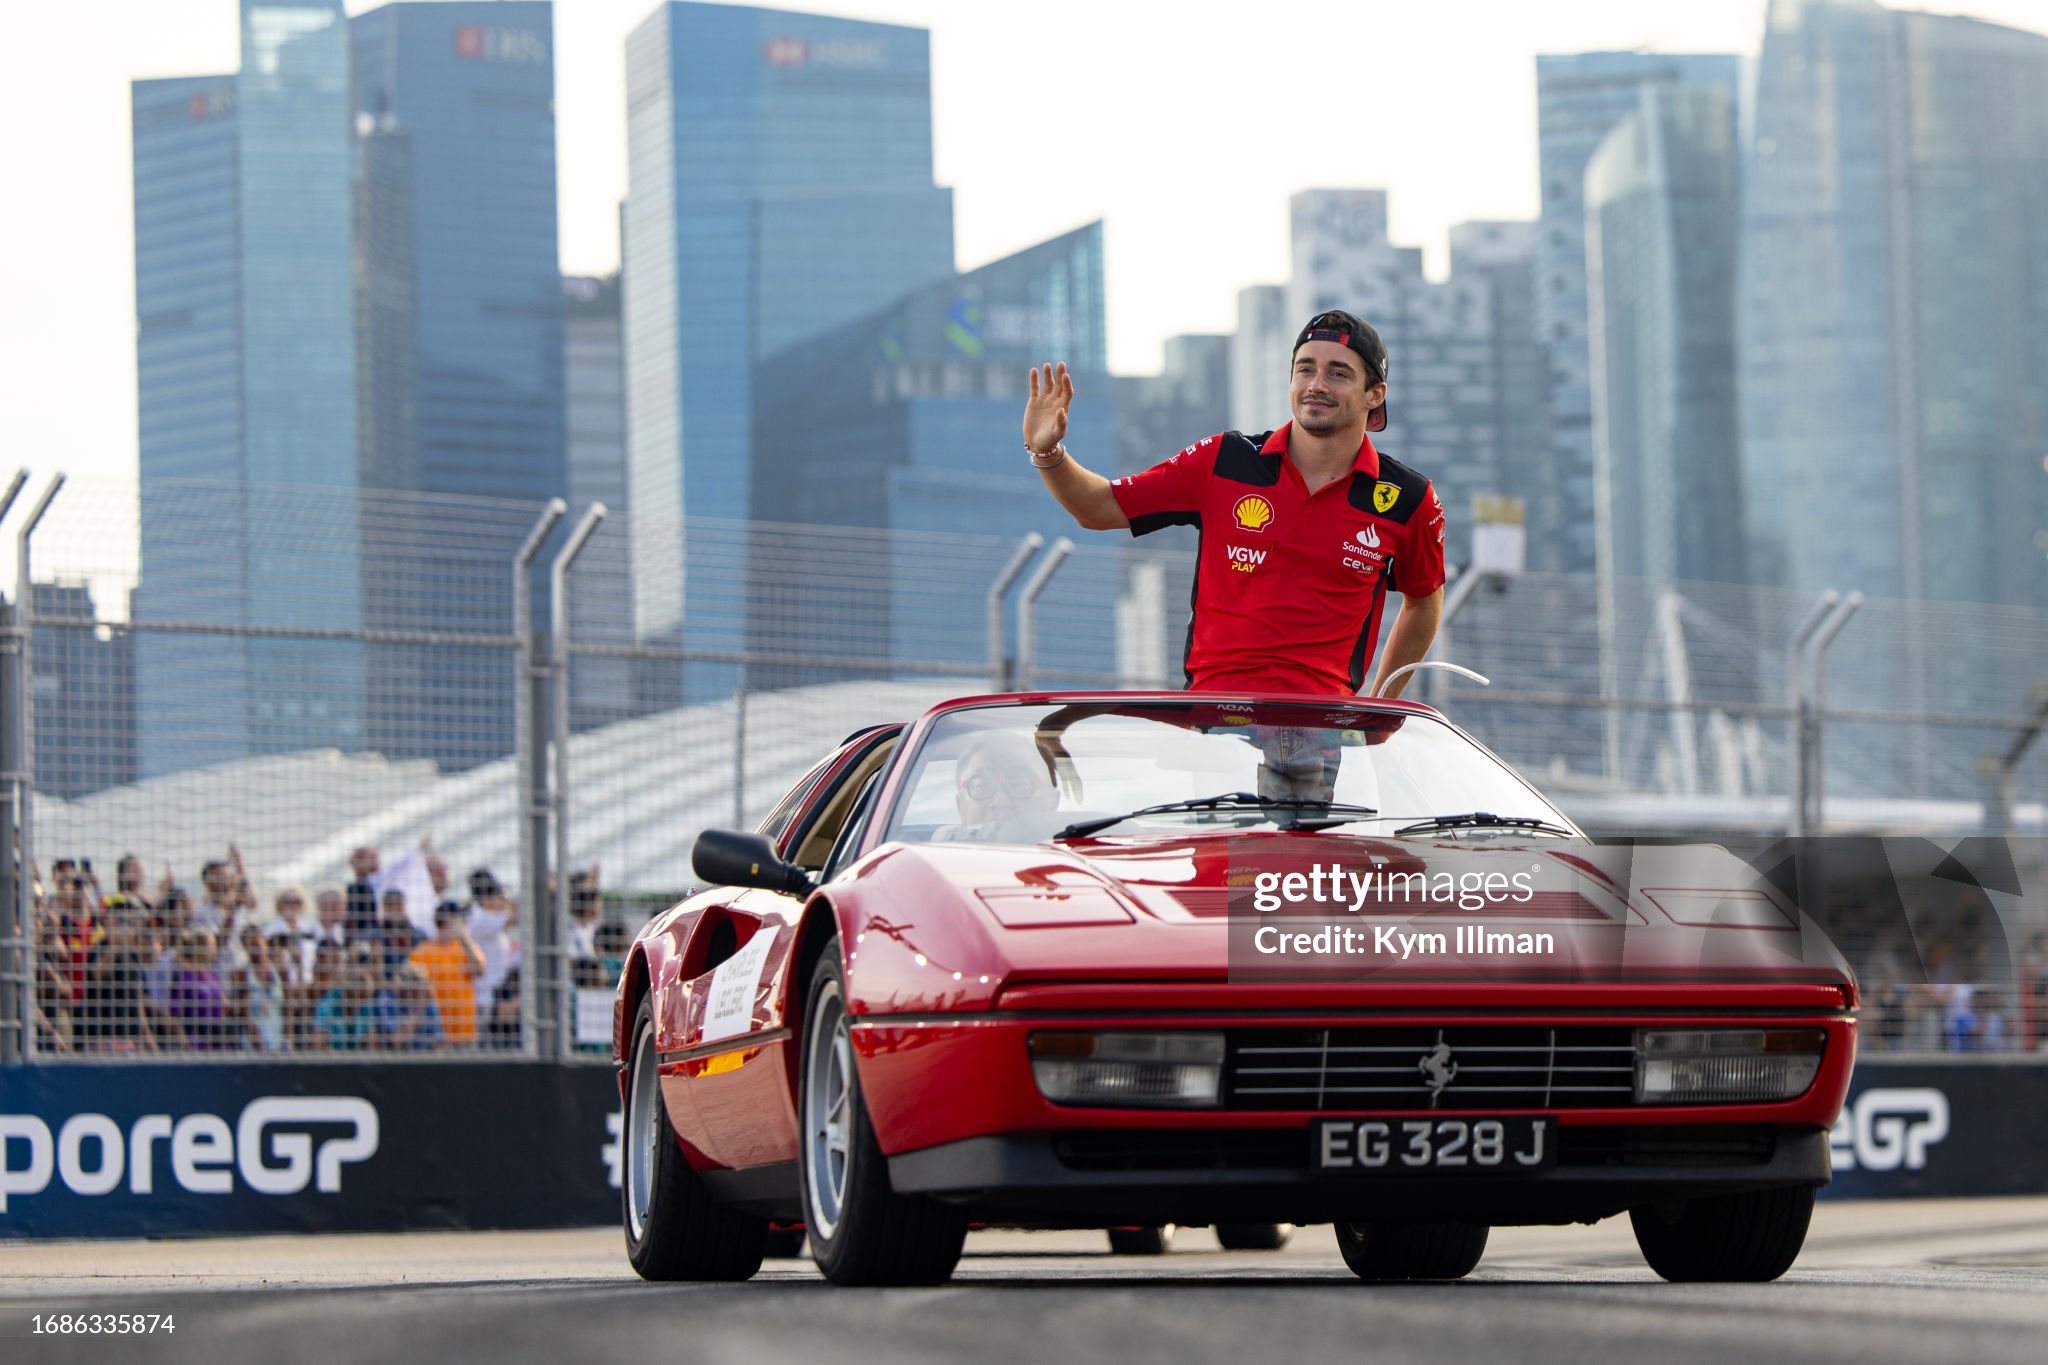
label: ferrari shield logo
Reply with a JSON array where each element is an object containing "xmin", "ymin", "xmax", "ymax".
[{"xmin": 1372, "ymin": 481, "xmax": 1400, "ymax": 514}]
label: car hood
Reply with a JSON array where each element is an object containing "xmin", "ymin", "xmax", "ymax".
[{"xmin": 830, "ymin": 832, "xmax": 1856, "ymax": 1016}]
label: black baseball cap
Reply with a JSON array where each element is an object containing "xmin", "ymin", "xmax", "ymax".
[{"xmin": 1293, "ymin": 310, "xmax": 1390, "ymax": 432}]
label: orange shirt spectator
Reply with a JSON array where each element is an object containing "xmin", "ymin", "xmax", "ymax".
[{"xmin": 409, "ymin": 903, "xmax": 484, "ymax": 1044}]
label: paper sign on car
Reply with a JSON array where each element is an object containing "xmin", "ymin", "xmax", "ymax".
[{"xmin": 700, "ymin": 928, "xmax": 777, "ymax": 1044}]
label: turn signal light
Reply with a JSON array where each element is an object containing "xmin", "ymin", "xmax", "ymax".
[
  {"xmin": 1028, "ymin": 1031, "xmax": 1225, "ymax": 1108},
  {"xmin": 1634, "ymin": 1028, "xmax": 1825, "ymax": 1104}
]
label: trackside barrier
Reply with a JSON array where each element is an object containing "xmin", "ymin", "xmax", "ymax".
[
  {"xmin": 0, "ymin": 1062, "xmax": 621, "ymax": 1239},
  {"xmin": 1823, "ymin": 1060, "xmax": 2048, "ymax": 1200},
  {"xmin": 0, "ymin": 1058, "xmax": 2040, "ymax": 1238}
]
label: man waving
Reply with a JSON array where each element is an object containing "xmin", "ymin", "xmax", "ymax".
[{"xmin": 1023, "ymin": 309, "xmax": 1445, "ymax": 699}]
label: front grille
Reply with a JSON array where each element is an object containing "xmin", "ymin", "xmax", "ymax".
[{"xmin": 1224, "ymin": 1026, "xmax": 1638, "ymax": 1110}]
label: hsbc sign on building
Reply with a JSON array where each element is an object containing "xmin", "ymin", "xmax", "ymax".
[
  {"xmin": 454, "ymin": 24, "xmax": 548, "ymax": 65},
  {"xmin": 761, "ymin": 36, "xmax": 887, "ymax": 70}
]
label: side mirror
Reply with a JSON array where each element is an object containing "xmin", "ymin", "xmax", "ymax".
[{"xmin": 692, "ymin": 829, "xmax": 815, "ymax": 897}]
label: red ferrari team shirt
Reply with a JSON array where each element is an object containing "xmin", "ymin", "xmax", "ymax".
[{"xmin": 1109, "ymin": 424, "xmax": 1446, "ymax": 695}]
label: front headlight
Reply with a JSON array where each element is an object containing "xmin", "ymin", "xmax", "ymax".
[
  {"xmin": 1634, "ymin": 1028, "xmax": 1825, "ymax": 1104},
  {"xmin": 1029, "ymin": 1031, "xmax": 1225, "ymax": 1108}
]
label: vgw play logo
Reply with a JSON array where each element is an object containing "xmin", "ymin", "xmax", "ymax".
[{"xmin": 0, "ymin": 1098, "xmax": 378, "ymax": 1211}]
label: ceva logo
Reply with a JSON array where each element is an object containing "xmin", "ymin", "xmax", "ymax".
[
  {"xmin": 1828, "ymin": 1087, "xmax": 1949, "ymax": 1172},
  {"xmin": 0, "ymin": 1097, "xmax": 379, "ymax": 1210}
]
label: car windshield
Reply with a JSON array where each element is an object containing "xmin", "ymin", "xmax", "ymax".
[{"xmin": 879, "ymin": 700, "xmax": 1577, "ymax": 846}]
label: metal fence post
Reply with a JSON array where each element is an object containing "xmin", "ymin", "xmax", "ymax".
[
  {"xmin": 1787, "ymin": 591, "xmax": 1840, "ymax": 838},
  {"xmin": 732, "ymin": 673, "xmax": 748, "ymax": 828},
  {"xmin": 547, "ymin": 503, "xmax": 606, "ymax": 1059},
  {"xmin": 1013, "ymin": 536, "xmax": 1072, "ymax": 691},
  {"xmin": 0, "ymin": 469, "xmax": 32, "ymax": 1063},
  {"xmin": 1983, "ymin": 682, "xmax": 2048, "ymax": 838},
  {"xmin": 9, "ymin": 476, "xmax": 62, "ymax": 1061},
  {"xmin": 1426, "ymin": 566, "xmax": 1501, "ymax": 707},
  {"xmin": 986, "ymin": 533, "xmax": 1043, "ymax": 690},
  {"xmin": 512, "ymin": 498, "xmax": 565, "ymax": 1059}
]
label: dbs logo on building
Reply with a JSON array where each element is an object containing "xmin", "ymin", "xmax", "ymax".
[{"xmin": 1233, "ymin": 495, "xmax": 1276, "ymax": 533}]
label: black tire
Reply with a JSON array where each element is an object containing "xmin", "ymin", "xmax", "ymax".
[
  {"xmin": 763, "ymin": 1227, "xmax": 808, "ymax": 1258},
  {"xmin": 1106, "ymin": 1225, "xmax": 1175, "ymax": 1256},
  {"xmin": 1630, "ymin": 1185, "xmax": 1815, "ymax": 1282},
  {"xmin": 622, "ymin": 997, "xmax": 767, "ymax": 1281},
  {"xmin": 1214, "ymin": 1222, "xmax": 1294, "ymax": 1252},
  {"xmin": 800, "ymin": 950, "xmax": 967, "ymax": 1285},
  {"xmin": 1334, "ymin": 1221, "xmax": 1488, "ymax": 1281}
]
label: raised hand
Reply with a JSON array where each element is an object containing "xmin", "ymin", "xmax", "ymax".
[{"xmin": 1023, "ymin": 361, "xmax": 1075, "ymax": 456}]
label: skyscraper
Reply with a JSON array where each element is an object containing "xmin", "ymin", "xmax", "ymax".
[
  {"xmin": 747, "ymin": 224, "xmax": 1114, "ymax": 686},
  {"xmin": 351, "ymin": 1, "xmax": 565, "ymax": 769},
  {"xmin": 1116, "ymin": 335, "xmax": 1233, "ymax": 478},
  {"xmin": 1447, "ymin": 220, "xmax": 1544, "ymax": 534},
  {"xmin": 1586, "ymin": 82, "xmax": 1747, "ymax": 791},
  {"xmin": 1586, "ymin": 83, "xmax": 1744, "ymax": 591},
  {"xmin": 1284, "ymin": 189, "xmax": 1501, "ymax": 571},
  {"xmin": 1744, "ymin": 0, "xmax": 2048, "ymax": 610},
  {"xmin": 563, "ymin": 272, "xmax": 638, "ymax": 731},
  {"xmin": 131, "ymin": 1, "xmax": 362, "ymax": 777},
  {"xmin": 1229, "ymin": 285, "xmax": 1289, "ymax": 436},
  {"xmin": 1744, "ymin": 0, "xmax": 2048, "ymax": 800},
  {"xmin": 1535, "ymin": 51, "xmax": 1741, "ymax": 576},
  {"xmin": 623, "ymin": 3, "xmax": 955, "ymax": 695},
  {"xmin": 31, "ymin": 584, "xmax": 138, "ymax": 801},
  {"xmin": 351, "ymin": 2, "xmax": 562, "ymax": 505}
]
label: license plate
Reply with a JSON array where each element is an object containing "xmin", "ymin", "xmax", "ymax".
[{"xmin": 1313, "ymin": 1116, "xmax": 1555, "ymax": 1173}]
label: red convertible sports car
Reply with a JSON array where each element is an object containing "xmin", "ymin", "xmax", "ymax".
[{"xmin": 613, "ymin": 691, "xmax": 1857, "ymax": 1285}]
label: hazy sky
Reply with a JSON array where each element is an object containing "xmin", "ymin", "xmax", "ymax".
[{"xmin": 4, "ymin": 0, "xmax": 2046, "ymax": 503}]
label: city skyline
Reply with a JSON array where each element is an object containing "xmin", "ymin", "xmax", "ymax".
[{"xmin": 9, "ymin": 0, "xmax": 2048, "ymax": 515}]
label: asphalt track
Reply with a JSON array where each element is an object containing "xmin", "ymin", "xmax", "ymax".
[{"xmin": 4, "ymin": 1198, "xmax": 2047, "ymax": 1364}]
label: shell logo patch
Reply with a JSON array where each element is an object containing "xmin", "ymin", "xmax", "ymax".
[
  {"xmin": 1373, "ymin": 482, "xmax": 1400, "ymax": 514},
  {"xmin": 1232, "ymin": 494, "xmax": 1276, "ymax": 532}
]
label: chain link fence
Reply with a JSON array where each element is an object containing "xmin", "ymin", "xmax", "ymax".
[{"xmin": 2, "ymin": 476, "xmax": 2044, "ymax": 1063}]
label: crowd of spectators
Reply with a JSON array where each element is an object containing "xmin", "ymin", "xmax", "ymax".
[
  {"xmin": 35, "ymin": 842, "xmax": 2047, "ymax": 1058},
  {"xmin": 1853, "ymin": 909, "xmax": 2046, "ymax": 1053},
  {"xmin": 29, "ymin": 842, "xmax": 630, "ymax": 1058}
]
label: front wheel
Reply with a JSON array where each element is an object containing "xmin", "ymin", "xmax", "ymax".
[
  {"xmin": 1334, "ymin": 1221, "xmax": 1487, "ymax": 1281},
  {"xmin": 800, "ymin": 949, "xmax": 967, "ymax": 1285},
  {"xmin": 1631, "ymin": 1186, "xmax": 1815, "ymax": 1282},
  {"xmin": 622, "ymin": 997, "xmax": 766, "ymax": 1280}
]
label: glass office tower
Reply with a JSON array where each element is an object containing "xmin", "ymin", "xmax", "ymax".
[
  {"xmin": 1586, "ymin": 83, "xmax": 1744, "ymax": 592},
  {"xmin": 1744, "ymin": 0, "xmax": 2048, "ymax": 798},
  {"xmin": 351, "ymin": 1, "xmax": 566, "ymax": 768},
  {"xmin": 131, "ymin": 1, "xmax": 362, "ymax": 777},
  {"xmin": 1745, "ymin": 0, "xmax": 2048, "ymax": 610},
  {"xmin": 1535, "ymin": 51, "xmax": 1741, "ymax": 576},
  {"xmin": 623, "ymin": 3, "xmax": 955, "ymax": 697},
  {"xmin": 749, "ymin": 225, "xmax": 1114, "ymax": 686}
]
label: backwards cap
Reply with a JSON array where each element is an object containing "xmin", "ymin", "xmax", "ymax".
[{"xmin": 1293, "ymin": 309, "xmax": 1389, "ymax": 433}]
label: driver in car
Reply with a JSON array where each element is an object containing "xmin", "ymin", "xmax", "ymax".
[{"xmin": 943, "ymin": 731, "xmax": 1058, "ymax": 840}]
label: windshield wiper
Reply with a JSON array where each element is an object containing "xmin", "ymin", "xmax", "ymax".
[
  {"xmin": 1058, "ymin": 793, "xmax": 1378, "ymax": 840},
  {"xmin": 1390, "ymin": 812, "xmax": 1578, "ymax": 838}
]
